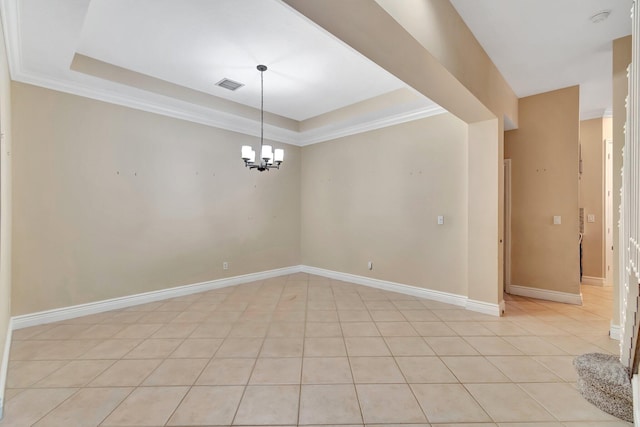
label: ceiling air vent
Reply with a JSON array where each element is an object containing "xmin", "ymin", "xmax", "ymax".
[{"xmin": 215, "ymin": 78, "xmax": 244, "ymax": 91}]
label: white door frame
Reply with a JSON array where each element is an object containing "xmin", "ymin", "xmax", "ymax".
[
  {"xmin": 504, "ymin": 159, "xmax": 512, "ymax": 291},
  {"xmin": 605, "ymin": 138, "xmax": 613, "ymax": 285}
]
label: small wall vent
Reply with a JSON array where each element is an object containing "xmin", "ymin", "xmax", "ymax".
[{"xmin": 215, "ymin": 78, "xmax": 244, "ymax": 91}]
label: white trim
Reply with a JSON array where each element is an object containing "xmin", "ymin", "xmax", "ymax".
[
  {"xmin": 506, "ymin": 284, "xmax": 583, "ymax": 305},
  {"xmin": 0, "ymin": 0, "xmax": 21, "ymax": 80},
  {"xmin": 12, "ymin": 70, "xmax": 300, "ymax": 145},
  {"xmin": 610, "ymin": 323, "xmax": 622, "ymax": 341},
  {"xmin": 581, "ymin": 276, "xmax": 607, "ymax": 286},
  {"xmin": 11, "ymin": 266, "xmax": 301, "ymax": 330},
  {"xmin": 503, "ymin": 159, "xmax": 512, "ymax": 290},
  {"xmin": 300, "ymin": 265, "xmax": 467, "ymax": 307},
  {"xmin": 12, "ymin": 69, "xmax": 446, "ymax": 147},
  {"xmin": 634, "ymin": 374, "xmax": 640, "ymax": 426},
  {"xmin": 466, "ymin": 299, "xmax": 503, "ymax": 317},
  {"xmin": 605, "ymin": 138, "xmax": 614, "ymax": 287},
  {"xmin": 0, "ymin": 318, "xmax": 12, "ymax": 420},
  {"xmin": 0, "ymin": 0, "xmax": 445, "ymax": 149},
  {"xmin": 300, "ymin": 265, "xmax": 502, "ymax": 316},
  {"xmin": 10, "ymin": 264, "xmax": 505, "ymax": 333},
  {"xmin": 296, "ymin": 106, "xmax": 447, "ymax": 146},
  {"xmin": 0, "ymin": 0, "xmax": 445, "ymax": 147}
]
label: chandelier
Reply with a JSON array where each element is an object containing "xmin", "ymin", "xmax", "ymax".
[{"xmin": 241, "ymin": 65, "xmax": 284, "ymax": 171}]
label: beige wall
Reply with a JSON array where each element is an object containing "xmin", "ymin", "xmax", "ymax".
[
  {"xmin": 301, "ymin": 113, "xmax": 469, "ymax": 296},
  {"xmin": 11, "ymin": 82, "xmax": 301, "ymax": 315},
  {"xmin": 505, "ymin": 86, "xmax": 580, "ymax": 295},
  {"xmin": 579, "ymin": 118, "xmax": 605, "ymax": 279},
  {"xmin": 9, "ymin": 0, "xmax": 524, "ymax": 317},
  {"xmin": 613, "ymin": 36, "xmax": 632, "ymax": 319},
  {"xmin": 285, "ymin": 0, "xmax": 514, "ymax": 307},
  {"xmin": 0, "ymin": 15, "xmax": 12, "ymax": 402},
  {"xmin": 468, "ymin": 119, "xmax": 501, "ymax": 304}
]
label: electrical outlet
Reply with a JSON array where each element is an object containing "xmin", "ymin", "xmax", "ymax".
[
  {"xmin": 437, "ymin": 215, "xmax": 444, "ymax": 225},
  {"xmin": 223, "ymin": 262, "xmax": 228, "ymax": 270},
  {"xmin": 367, "ymin": 261, "xmax": 373, "ymax": 270}
]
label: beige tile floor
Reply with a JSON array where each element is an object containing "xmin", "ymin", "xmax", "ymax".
[{"xmin": 0, "ymin": 273, "xmax": 631, "ymax": 426}]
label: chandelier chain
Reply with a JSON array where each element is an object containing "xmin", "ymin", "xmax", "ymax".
[
  {"xmin": 260, "ymin": 67, "xmax": 264, "ymax": 151},
  {"xmin": 241, "ymin": 64, "xmax": 283, "ymax": 172}
]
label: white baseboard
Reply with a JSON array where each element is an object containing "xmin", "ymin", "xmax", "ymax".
[
  {"xmin": 301, "ymin": 266, "xmax": 466, "ymax": 306},
  {"xmin": 610, "ymin": 323, "xmax": 622, "ymax": 341},
  {"xmin": 300, "ymin": 265, "xmax": 502, "ymax": 316},
  {"xmin": 506, "ymin": 284, "xmax": 583, "ymax": 305},
  {"xmin": 466, "ymin": 299, "xmax": 503, "ymax": 316},
  {"xmin": 12, "ymin": 266, "xmax": 302, "ymax": 330},
  {"xmin": 0, "ymin": 318, "xmax": 13, "ymax": 420},
  {"xmin": 11, "ymin": 264, "xmax": 507, "ymax": 332},
  {"xmin": 581, "ymin": 276, "xmax": 607, "ymax": 286}
]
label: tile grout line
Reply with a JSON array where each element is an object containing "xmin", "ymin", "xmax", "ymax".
[
  {"xmin": 343, "ymin": 284, "xmax": 368, "ymax": 426},
  {"xmin": 103, "ymin": 293, "xmax": 207, "ymax": 425},
  {"xmin": 369, "ymin": 294, "xmax": 432, "ymax": 424},
  {"xmin": 296, "ymin": 275, "xmax": 310, "ymax": 426},
  {"xmin": 94, "ymin": 386, "xmax": 137, "ymax": 426},
  {"xmin": 1, "ymin": 278, "xmax": 623, "ymax": 426},
  {"xmin": 104, "ymin": 288, "xmax": 233, "ymax": 426},
  {"xmin": 25, "ymin": 386, "xmax": 82, "ymax": 426},
  {"xmin": 514, "ymin": 381, "xmax": 567, "ymax": 423}
]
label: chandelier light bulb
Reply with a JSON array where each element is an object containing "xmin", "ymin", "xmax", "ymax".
[
  {"xmin": 274, "ymin": 149, "xmax": 284, "ymax": 163},
  {"xmin": 241, "ymin": 65, "xmax": 284, "ymax": 172}
]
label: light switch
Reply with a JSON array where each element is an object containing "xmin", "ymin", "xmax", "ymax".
[
  {"xmin": 553, "ymin": 215, "xmax": 562, "ymax": 225},
  {"xmin": 587, "ymin": 214, "xmax": 596, "ymax": 223},
  {"xmin": 437, "ymin": 215, "xmax": 444, "ymax": 225}
]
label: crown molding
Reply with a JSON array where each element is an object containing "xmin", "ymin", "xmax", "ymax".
[
  {"xmin": 13, "ymin": 67, "xmax": 446, "ymax": 146},
  {"xmin": 297, "ymin": 105, "xmax": 447, "ymax": 146},
  {"xmin": 13, "ymin": 69, "xmax": 303, "ymax": 144},
  {"xmin": 0, "ymin": 0, "xmax": 446, "ymax": 147},
  {"xmin": 0, "ymin": 0, "xmax": 20, "ymax": 79}
]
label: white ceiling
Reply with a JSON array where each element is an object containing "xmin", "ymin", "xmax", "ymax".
[
  {"xmin": 450, "ymin": 0, "xmax": 633, "ymax": 120},
  {"xmin": 3, "ymin": 0, "xmax": 443, "ymax": 145},
  {"xmin": 77, "ymin": 0, "xmax": 409, "ymax": 121},
  {"xmin": 1, "ymin": 0, "xmax": 631, "ymax": 143}
]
